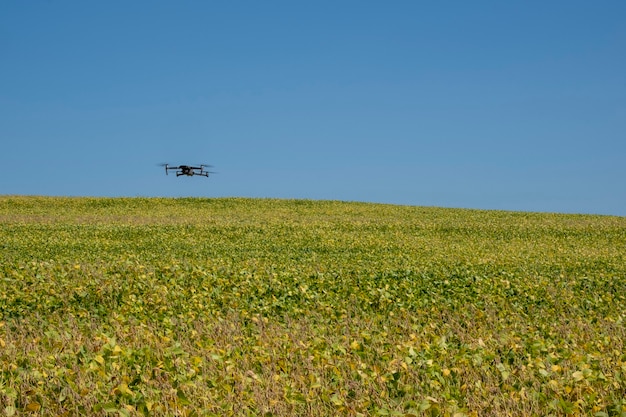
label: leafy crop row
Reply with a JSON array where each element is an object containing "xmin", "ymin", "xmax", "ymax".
[{"xmin": 1, "ymin": 197, "xmax": 625, "ymax": 416}]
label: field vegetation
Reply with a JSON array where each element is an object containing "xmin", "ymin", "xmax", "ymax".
[{"xmin": 1, "ymin": 196, "xmax": 625, "ymax": 416}]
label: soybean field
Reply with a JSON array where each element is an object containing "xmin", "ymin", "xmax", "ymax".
[{"xmin": 1, "ymin": 196, "xmax": 625, "ymax": 416}]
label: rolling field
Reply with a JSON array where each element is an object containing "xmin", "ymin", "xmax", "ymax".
[{"xmin": 1, "ymin": 196, "xmax": 625, "ymax": 416}]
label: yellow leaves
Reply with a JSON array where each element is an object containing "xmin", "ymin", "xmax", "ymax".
[
  {"xmin": 330, "ymin": 393, "xmax": 344, "ymax": 407},
  {"xmin": 24, "ymin": 402, "xmax": 41, "ymax": 412},
  {"xmin": 191, "ymin": 356, "xmax": 203, "ymax": 367},
  {"xmin": 407, "ymin": 346, "xmax": 417, "ymax": 357},
  {"xmin": 112, "ymin": 382, "xmax": 134, "ymax": 396}
]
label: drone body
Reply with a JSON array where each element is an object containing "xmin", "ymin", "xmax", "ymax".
[{"xmin": 162, "ymin": 164, "xmax": 214, "ymax": 177}]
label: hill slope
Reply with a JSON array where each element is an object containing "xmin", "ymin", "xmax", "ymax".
[{"xmin": 1, "ymin": 196, "xmax": 625, "ymax": 416}]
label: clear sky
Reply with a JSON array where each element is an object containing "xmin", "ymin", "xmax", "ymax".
[{"xmin": 2, "ymin": 1, "xmax": 625, "ymax": 216}]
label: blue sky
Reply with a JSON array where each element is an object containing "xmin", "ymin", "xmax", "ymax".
[{"xmin": 2, "ymin": 1, "xmax": 625, "ymax": 216}]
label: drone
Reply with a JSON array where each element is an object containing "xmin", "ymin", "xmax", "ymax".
[{"xmin": 160, "ymin": 164, "xmax": 215, "ymax": 177}]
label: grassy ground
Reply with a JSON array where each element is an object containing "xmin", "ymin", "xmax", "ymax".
[{"xmin": 1, "ymin": 196, "xmax": 625, "ymax": 416}]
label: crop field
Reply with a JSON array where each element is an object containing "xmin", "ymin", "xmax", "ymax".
[{"xmin": 1, "ymin": 196, "xmax": 625, "ymax": 416}]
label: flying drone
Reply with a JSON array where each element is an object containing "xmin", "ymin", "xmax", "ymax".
[{"xmin": 160, "ymin": 164, "xmax": 215, "ymax": 177}]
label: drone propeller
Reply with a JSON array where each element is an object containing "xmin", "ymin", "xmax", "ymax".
[
  {"xmin": 158, "ymin": 163, "xmax": 172, "ymax": 175},
  {"xmin": 198, "ymin": 164, "xmax": 216, "ymax": 173}
]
